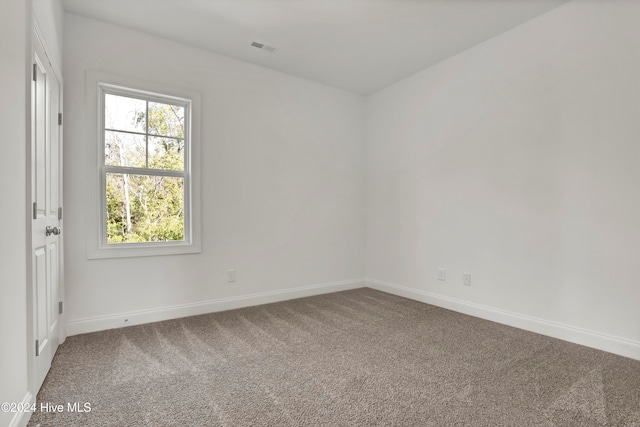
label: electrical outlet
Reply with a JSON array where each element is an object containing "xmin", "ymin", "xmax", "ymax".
[
  {"xmin": 227, "ymin": 269, "xmax": 236, "ymax": 283},
  {"xmin": 438, "ymin": 268, "xmax": 446, "ymax": 281},
  {"xmin": 463, "ymin": 273, "xmax": 471, "ymax": 286}
]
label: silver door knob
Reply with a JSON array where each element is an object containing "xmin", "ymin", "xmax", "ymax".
[{"xmin": 45, "ymin": 226, "xmax": 61, "ymax": 236}]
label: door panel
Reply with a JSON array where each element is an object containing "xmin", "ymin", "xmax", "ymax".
[
  {"xmin": 34, "ymin": 245, "xmax": 50, "ymax": 386},
  {"xmin": 49, "ymin": 240, "xmax": 59, "ymax": 339},
  {"xmin": 34, "ymin": 57, "xmax": 46, "ymax": 218},
  {"xmin": 34, "ymin": 246, "xmax": 47, "ymax": 346}
]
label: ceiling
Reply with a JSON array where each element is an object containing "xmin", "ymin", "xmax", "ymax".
[{"xmin": 61, "ymin": 0, "xmax": 568, "ymax": 96}]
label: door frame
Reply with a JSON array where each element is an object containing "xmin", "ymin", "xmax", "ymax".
[{"xmin": 26, "ymin": 13, "xmax": 65, "ymax": 397}]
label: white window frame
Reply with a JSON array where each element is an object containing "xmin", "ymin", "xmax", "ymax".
[{"xmin": 85, "ymin": 71, "xmax": 201, "ymax": 259}]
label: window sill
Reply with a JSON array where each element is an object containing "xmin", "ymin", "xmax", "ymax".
[{"xmin": 87, "ymin": 241, "xmax": 201, "ymax": 259}]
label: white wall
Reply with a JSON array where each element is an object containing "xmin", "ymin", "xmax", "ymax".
[
  {"xmin": 366, "ymin": 1, "xmax": 640, "ymax": 358},
  {"xmin": 63, "ymin": 14, "xmax": 366, "ymax": 332},
  {"xmin": 0, "ymin": 0, "xmax": 30, "ymax": 425}
]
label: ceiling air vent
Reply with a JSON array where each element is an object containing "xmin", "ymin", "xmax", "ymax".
[{"xmin": 251, "ymin": 41, "xmax": 276, "ymax": 52}]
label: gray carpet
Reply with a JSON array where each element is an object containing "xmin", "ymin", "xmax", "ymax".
[{"xmin": 29, "ymin": 288, "xmax": 640, "ymax": 426}]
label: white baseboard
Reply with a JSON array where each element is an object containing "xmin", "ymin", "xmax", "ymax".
[
  {"xmin": 9, "ymin": 392, "xmax": 33, "ymax": 427},
  {"xmin": 66, "ymin": 279, "xmax": 364, "ymax": 336},
  {"xmin": 366, "ymin": 278, "xmax": 640, "ymax": 361}
]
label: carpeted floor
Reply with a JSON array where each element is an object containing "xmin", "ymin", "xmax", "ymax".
[{"xmin": 28, "ymin": 288, "xmax": 640, "ymax": 426}]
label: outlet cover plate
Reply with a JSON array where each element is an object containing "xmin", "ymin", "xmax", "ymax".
[
  {"xmin": 227, "ymin": 269, "xmax": 237, "ymax": 282},
  {"xmin": 463, "ymin": 273, "xmax": 471, "ymax": 286}
]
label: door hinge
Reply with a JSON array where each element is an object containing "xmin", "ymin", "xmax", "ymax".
[
  {"xmin": 58, "ymin": 207, "xmax": 63, "ymax": 220},
  {"xmin": 33, "ymin": 202, "xmax": 37, "ymax": 219},
  {"xmin": 59, "ymin": 301, "xmax": 63, "ymax": 314},
  {"xmin": 35, "ymin": 339, "xmax": 40, "ymax": 357},
  {"xmin": 32, "ymin": 64, "xmax": 37, "ymax": 82},
  {"xmin": 58, "ymin": 112, "xmax": 63, "ymax": 126}
]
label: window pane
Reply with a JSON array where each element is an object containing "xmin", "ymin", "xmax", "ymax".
[
  {"xmin": 148, "ymin": 102, "xmax": 184, "ymax": 138},
  {"xmin": 106, "ymin": 173, "xmax": 184, "ymax": 244},
  {"xmin": 148, "ymin": 136, "xmax": 184, "ymax": 171},
  {"xmin": 105, "ymin": 94, "xmax": 146, "ymax": 133},
  {"xmin": 105, "ymin": 130, "xmax": 146, "ymax": 168}
]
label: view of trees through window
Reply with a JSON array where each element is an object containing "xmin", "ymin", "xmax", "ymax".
[{"xmin": 104, "ymin": 92, "xmax": 187, "ymax": 244}]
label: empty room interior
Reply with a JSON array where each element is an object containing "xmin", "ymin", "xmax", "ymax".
[{"xmin": 2, "ymin": 0, "xmax": 640, "ymax": 426}]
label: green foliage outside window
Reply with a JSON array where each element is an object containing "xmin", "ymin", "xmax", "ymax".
[{"xmin": 104, "ymin": 94, "xmax": 186, "ymax": 244}]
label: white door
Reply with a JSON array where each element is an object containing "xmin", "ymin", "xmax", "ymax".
[{"xmin": 31, "ymin": 31, "xmax": 62, "ymax": 391}]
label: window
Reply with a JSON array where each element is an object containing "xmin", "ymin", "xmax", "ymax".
[{"xmin": 86, "ymin": 72, "xmax": 200, "ymax": 258}]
